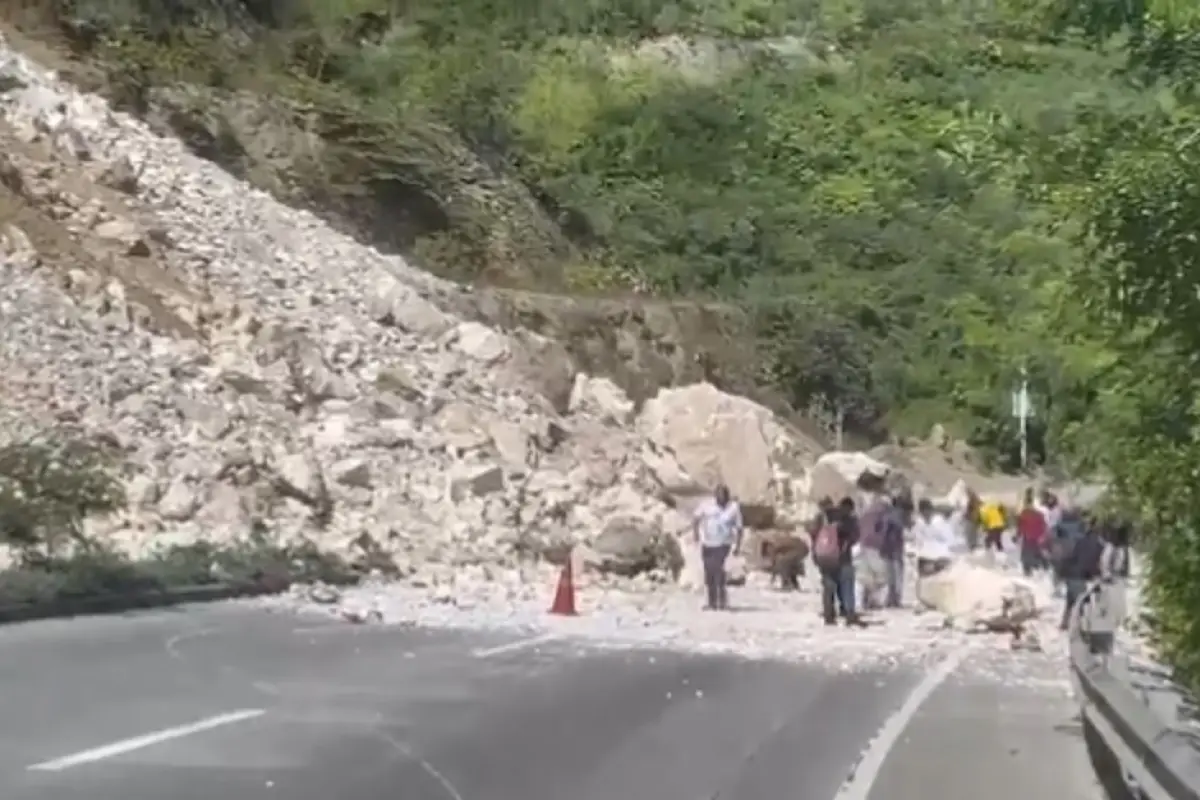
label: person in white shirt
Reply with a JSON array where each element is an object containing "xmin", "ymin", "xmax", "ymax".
[
  {"xmin": 911, "ymin": 498, "xmax": 956, "ymax": 575},
  {"xmin": 692, "ymin": 484, "xmax": 744, "ymax": 611}
]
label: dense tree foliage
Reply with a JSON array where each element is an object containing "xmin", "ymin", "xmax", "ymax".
[
  {"xmin": 26, "ymin": 0, "xmax": 1200, "ymax": 680},
  {"xmin": 1045, "ymin": 1, "xmax": 1200, "ymax": 688}
]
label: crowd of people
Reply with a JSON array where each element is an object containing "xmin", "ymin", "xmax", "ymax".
[{"xmin": 692, "ymin": 481, "xmax": 1133, "ymax": 629}]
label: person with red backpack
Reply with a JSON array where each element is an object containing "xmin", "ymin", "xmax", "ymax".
[{"xmin": 812, "ymin": 497, "xmax": 867, "ymax": 627}]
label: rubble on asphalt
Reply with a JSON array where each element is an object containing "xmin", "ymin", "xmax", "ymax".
[{"xmin": 267, "ymin": 550, "xmax": 1084, "ymax": 673}]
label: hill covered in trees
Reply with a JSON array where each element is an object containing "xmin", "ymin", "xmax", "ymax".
[{"xmin": 11, "ymin": 0, "xmax": 1200, "ymax": 681}]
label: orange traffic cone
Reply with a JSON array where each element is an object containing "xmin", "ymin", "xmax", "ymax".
[{"xmin": 549, "ymin": 556, "xmax": 578, "ymax": 616}]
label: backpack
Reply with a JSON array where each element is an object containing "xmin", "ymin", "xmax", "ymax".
[
  {"xmin": 813, "ymin": 522, "xmax": 841, "ymax": 567},
  {"xmin": 858, "ymin": 502, "xmax": 887, "ymax": 551}
]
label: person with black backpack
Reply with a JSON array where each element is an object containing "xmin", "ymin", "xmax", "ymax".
[
  {"xmin": 1057, "ymin": 515, "xmax": 1106, "ymax": 631},
  {"xmin": 812, "ymin": 497, "xmax": 867, "ymax": 627}
]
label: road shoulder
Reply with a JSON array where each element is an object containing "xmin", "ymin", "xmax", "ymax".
[{"xmin": 864, "ymin": 647, "xmax": 1099, "ymax": 800}]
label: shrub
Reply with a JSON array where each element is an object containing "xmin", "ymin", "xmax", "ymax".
[
  {"xmin": 0, "ymin": 433, "xmax": 126, "ymax": 563},
  {"xmin": 0, "ymin": 429, "xmax": 357, "ymax": 609}
]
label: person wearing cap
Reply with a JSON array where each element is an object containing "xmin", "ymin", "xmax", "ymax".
[{"xmin": 692, "ymin": 483, "xmax": 744, "ymax": 611}]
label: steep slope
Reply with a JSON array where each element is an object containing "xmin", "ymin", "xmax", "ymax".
[
  {"xmin": 0, "ymin": 34, "xmax": 834, "ymax": 586},
  {"xmin": 0, "ymin": 0, "xmax": 1132, "ymax": 459}
]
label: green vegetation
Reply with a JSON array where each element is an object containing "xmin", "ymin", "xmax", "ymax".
[
  {"xmin": 26, "ymin": 0, "xmax": 1142, "ymax": 460},
  {"xmin": 1044, "ymin": 2, "xmax": 1200, "ymax": 690},
  {"xmin": 9, "ymin": 0, "xmax": 1200, "ymax": 684},
  {"xmin": 0, "ymin": 432, "xmax": 354, "ymax": 608}
]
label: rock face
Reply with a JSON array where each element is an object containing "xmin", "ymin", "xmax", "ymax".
[
  {"xmin": 638, "ymin": 383, "xmax": 822, "ymax": 527},
  {"xmin": 583, "ymin": 515, "xmax": 684, "ymax": 579}
]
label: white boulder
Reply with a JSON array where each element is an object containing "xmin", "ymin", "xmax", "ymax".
[{"xmin": 916, "ymin": 559, "xmax": 1039, "ymax": 631}]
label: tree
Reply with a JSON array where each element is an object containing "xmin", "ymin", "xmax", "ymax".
[{"xmin": 1056, "ymin": 4, "xmax": 1200, "ymax": 686}]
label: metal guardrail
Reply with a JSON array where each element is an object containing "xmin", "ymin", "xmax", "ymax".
[{"xmin": 1069, "ymin": 580, "xmax": 1200, "ymax": 800}]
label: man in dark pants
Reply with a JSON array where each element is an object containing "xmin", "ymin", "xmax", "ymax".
[
  {"xmin": 1058, "ymin": 516, "xmax": 1106, "ymax": 631},
  {"xmin": 880, "ymin": 493, "xmax": 909, "ymax": 608},
  {"xmin": 816, "ymin": 497, "xmax": 867, "ymax": 627},
  {"xmin": 692, "ymin": 483, "xmax": 744, "ymax": 611}
]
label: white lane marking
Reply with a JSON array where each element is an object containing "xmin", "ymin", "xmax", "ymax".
[
  {"xmin": 472, "ymin": 632, "xmax": 559, "ymax": 658},
  {"xmin": 834, "ymin": 645, "xmax": 971, "ymax": 800},
  {"xmin": 164, "ymin": 626, "xmax": 216, "ymax": 659},
  {"xmin": 377, "ymin": 729, "xmax": 467, "ymax": 800},
  {"xmin": 27, "ymin": 709, "xmax": 266, "ymax": 772}
]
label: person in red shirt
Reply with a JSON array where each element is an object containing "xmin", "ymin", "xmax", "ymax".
[{"xmin": 1016, "ymin": 488, "xmax": 1048, "ymax": 576}]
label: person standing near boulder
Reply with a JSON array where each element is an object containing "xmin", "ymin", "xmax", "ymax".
[
  {"xmin": 911, "ymin": 498, "xmax": 955, "ymax": 576},
  {"xmin": 813, "ymin": 497, "xmax": 867, "ymax": 627},
  {"xmin": 856, "ymin": 494, "xmax": 891, "ymax": 611},
  {"xmin": 692, "ymin": 483, "xmax": 744, "ymax": 611},
  {"xmin": 880, "ymin": 493, "xmax": 910, "ymax": 607}
]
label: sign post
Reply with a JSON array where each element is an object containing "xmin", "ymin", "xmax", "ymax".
[{"xmin": 1011, "ymin": 367, "xmax": 1033, "ymax": 470}]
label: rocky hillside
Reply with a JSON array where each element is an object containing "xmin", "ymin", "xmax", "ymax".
[
  {"xmin": 0, "ymin": 0, "xmax": 1138, "ymax": 465},
  {"xmin": 0, "ymin": 23, "xmax": 1048, "ymax": 588},
  {"xmin": 0, "ymin": 4, "xmax": 832, "ymax": 447},
  {"xmin": 0, "ymin": 34, "xmax": 787, "ymax": 579}
]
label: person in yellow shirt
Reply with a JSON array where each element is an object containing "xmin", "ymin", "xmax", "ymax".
[{"xmin": 979, "ymin": 499, "xmax": 1007, "ymax": 552}]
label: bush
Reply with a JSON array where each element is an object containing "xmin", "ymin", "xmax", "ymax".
[
  {"xmin": 0, "ymin": 433, "xmax": 126, "ymax": 562},
  {"xmin": 147, "ymin": 534, "xmax": 359, "ymax": 587},
  {"xmin": 0, "ymin": 536, "xmax": 359, "ymax": 608},
  {"xmin": 0, "ymin": 429, "xmax": 358, "ymax": 610}
]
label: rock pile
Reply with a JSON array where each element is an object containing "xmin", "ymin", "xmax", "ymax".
[{"xmin": 0, "ymin": 37, "xmax": 848, "ymax": 585}]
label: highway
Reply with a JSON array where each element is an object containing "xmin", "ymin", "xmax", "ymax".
[{"xmin": 0, "ymin": 602, "xmax": 1099, "ymax": 799}]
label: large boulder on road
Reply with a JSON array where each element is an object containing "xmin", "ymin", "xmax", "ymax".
[{"xmin": 916, "ymin": 559, "xmax": 1038, "ymax": 632}]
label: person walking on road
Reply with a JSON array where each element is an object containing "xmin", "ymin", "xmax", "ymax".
[
  {"xmin": 813, "ymin": 497, "xmax": 867, "ymax": 627},
  {"xmin": 1015, "ymin": 488, "xmax": 1048, "ymax": 576},
  {"xmin": 857, "ymin": 494, "xmax": 891, "ymax": 611},
  {"xmin": 692, "ymin": 483, "xmax": 744, "ymax": 611},
  {"xmin": 1102, "ymin": 516, "xmax": 1132, "ymax": 580},
  {"xmin": 1057, "ymin": 517, "xmax": 1106, "ymax": 630},
  {"xmin": 911, "ymin": 498, "xmax": 955, "ymax": 576},
  {"xmin": 979, "ymin": 498, "xmax": 1007, "ymax": 553}
]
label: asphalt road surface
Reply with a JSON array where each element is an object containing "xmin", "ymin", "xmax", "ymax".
[{"xmin": 0, "ymin": 602, "xmax": 1098, "ymax": 800}]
